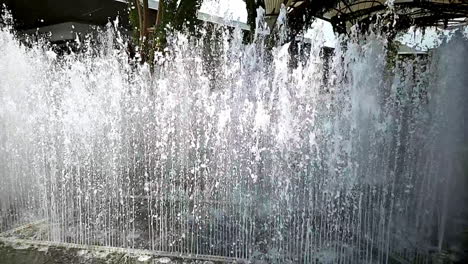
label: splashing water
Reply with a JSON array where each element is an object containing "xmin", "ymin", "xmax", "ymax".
[{"xmin": 1, "ymin": 10, "xmax": 467, "ymax": 263}]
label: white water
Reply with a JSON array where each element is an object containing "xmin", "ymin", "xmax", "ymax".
[{"xmin": 1, "ymin": 10, "xmax": 467, "ymax": 263}]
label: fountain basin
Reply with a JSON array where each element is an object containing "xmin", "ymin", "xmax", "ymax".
[{"xmin": 0, "ymin": 222, "xmax": 242, "ymax": 264}]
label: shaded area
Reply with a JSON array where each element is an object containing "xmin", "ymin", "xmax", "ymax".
[{"xmin": 0, "ymin": 0, "xmax": 130, "ymax": 30}]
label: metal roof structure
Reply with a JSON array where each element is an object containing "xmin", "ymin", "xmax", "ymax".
[
  {"xmin": 261, "ymin": 0, "xmax": 468, "ymax": 34},
  {"xmin": 261, "ymin": 0, "xmax": 311, "ymax": 26},
  {"xmin": 263, "ymin": 0, "xmax": 308, "ymax": 15},
  {"xmin": 322, "ymin": 0, "xmax": 468, "ymax": 32}
]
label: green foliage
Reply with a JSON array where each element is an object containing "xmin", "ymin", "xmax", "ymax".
[
  {"xmin": 128, "ymin": 2, "xmax": 140, "ymax": 44},
  {"xmin": 386, "ymin": 39, "xmax": 401, "ymax": 72},
  {"xmin": 153, "ymin": 0, "xmax": 202, "ymax": 50},
  {"xmin": 128, "ymin": 0, "xmax": 203, "ymax": 65}
]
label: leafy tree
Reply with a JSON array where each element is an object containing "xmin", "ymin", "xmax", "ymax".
[
  {"xmin": 129, "ymin": 0, "xmax": 203, "ymax": 63},
  {"xmin": 153, "ymin": 0, "xmax": 202, "ymax": 49}
]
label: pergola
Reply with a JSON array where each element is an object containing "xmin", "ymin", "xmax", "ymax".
[
  {"xmin": 261, "ymin": 0, "xmax": 468, "ymax": 34},
  {"xmin": 323, "ymin": 0, "xmax": 468, "ymax": 32}
]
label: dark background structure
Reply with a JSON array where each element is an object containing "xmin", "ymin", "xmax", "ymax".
[{"xmin": 0, "ymin": 0, "xmax": 130, "ymax": 30}]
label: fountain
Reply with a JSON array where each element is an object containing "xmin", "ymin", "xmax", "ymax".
[{"xmin": 0, "ymin": 6, "xmax": 467, "ymax": 264}]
